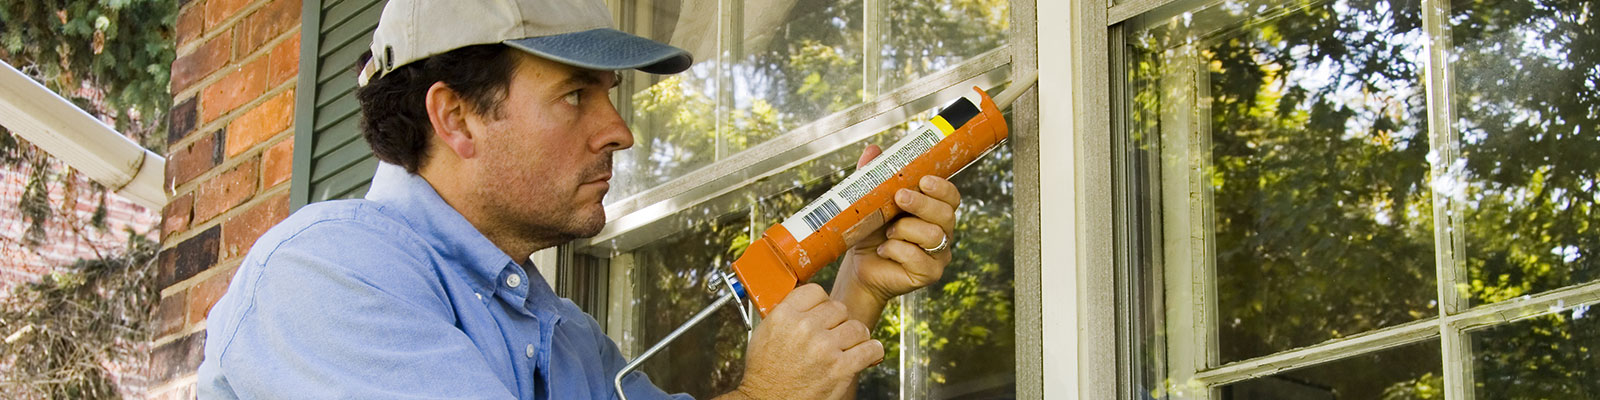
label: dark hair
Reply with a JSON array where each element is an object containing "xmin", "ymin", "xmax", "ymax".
[{"xmin": 354, "ymin": 44, "xmax": 519, "ymax": 173}]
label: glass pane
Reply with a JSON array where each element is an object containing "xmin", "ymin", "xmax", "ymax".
[
  {"xmin": 900, "ymin": 141, "xmax": 1016, "ymax": 398},
  {"xmin": 1217, "ymin": 339, "xmax": 1442, "ymax": 399},
  {"xmin": 1449, "ymin": 0, "xmax": 1600, "ymax": 306},
  {"xmin": 877, "ymin": 0, "xmax": 1010, "ymax": 91},
  {"xmin": 733, "ymin": 0, "xmax": 864, "ymax": 151},
  {"xmin": 1129, "ymin": 0, "xmax": 1439, "ymax": 363},
  {"xmin": 1470, "ymin": 305, "xmax": 1600, "ymax": 397},
  {"xmin": 611, "ymin": 0, "xmax": 724, "ymax": 201}
]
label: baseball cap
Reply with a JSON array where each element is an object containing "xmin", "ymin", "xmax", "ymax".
[{"xmin": 358, "ymin": 0, "xmax": 693, "ymax": 86}]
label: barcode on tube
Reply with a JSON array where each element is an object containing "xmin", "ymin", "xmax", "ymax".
[
  {"xmin": 840, "ymin": 128, "xmax": 941, "ymax": 203},
  {"xmin": 802, "ymin": 199, "xmax": 843, "ymax": 232}
]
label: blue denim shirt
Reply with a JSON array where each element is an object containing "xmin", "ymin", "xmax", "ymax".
[{"xmin": 198, "ymin": 162, "xmax": 688, "ymax": 400}]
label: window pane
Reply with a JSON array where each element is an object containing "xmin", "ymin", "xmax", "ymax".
[
  {"xmin": 877, "ymin": 0, "xmax": 1010, "ymax": 91},
  {"xmin": 1217, "ymin": 339, "xmax": 1442, "ymax": 399},
  {"xmin": 611, "ymin": 0, "xmax": 723, "ymax": 201},
  {"xmin": 1449, "ymin": 0, "xmax": 1600, "ymax": 306},
  {"xmin": 901, "ymin": 142, "xmax": 1016, "ymax": 398},
  {"xmin": 733, "ymin": 0, "xmax": 865, "ymax": 150},
  {"xmin": 1129, "ymin": 0, "xmax": 1438, "ymax": 363},
  {"xmin": 1470, "ymin": 306, "xmax": 1600, "ymax": 397}
]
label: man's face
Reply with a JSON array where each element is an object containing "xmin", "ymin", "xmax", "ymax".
[{"xmin": 465, "ymin": 52, "xmax": 630, "ymax": 243}]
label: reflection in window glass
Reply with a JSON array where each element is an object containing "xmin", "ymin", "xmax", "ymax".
[
  {"xmin": 1217, "ymin": 339, "xmax": 1442, "ymax": 399},
  {"xmin": 878, "ymin": 0, "xmax": 1010, "ymax": 91},
  {"xmin": 734, "ymin": 0, "xmax": 865, "ymax": 148},
  {"xmin": 1129, "ymin": 0, "xmax": 1438, "ymax": 363},
  {"xmin": 609, "ymin": 0, "xmax": 723, "ymax": 201},
  {"xmin": 1471, "ymin": 307, "xmax": 1600, "ymax": 397},
  {"xmin": 1449, "ymin": 0, "xmax": 1600, "ymax": 306}
]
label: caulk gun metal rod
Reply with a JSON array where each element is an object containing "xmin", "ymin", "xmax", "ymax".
[
  {"xmin": 993, "ymin": 69, "xmax": 1040, "ymax": 111},
  {"xmin": 613, "ymin": 291, "xmax": 736, "ymax": 400}
]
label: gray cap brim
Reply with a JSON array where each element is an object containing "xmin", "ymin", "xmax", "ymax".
[{"xmin": 504, "ymin": 28, "xmax": 693, "ymax": 74}]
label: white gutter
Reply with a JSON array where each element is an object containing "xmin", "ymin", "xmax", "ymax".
[{"xmin": 0, "ymin": 60, "xmax": 166, "ymax": 209}]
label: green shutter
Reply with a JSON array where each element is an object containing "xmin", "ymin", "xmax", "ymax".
[{"xmin": 292, "ymin": 0, "xmax": 388, "ymax": 209}]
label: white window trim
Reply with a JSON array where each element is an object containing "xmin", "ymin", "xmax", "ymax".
[{"xmin": 1038, "ymin": 0, "xmax": 1119, "ymax": 398}]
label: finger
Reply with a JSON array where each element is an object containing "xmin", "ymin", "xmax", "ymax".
[
  {"xmin": 917, "ymin": 175, "xmax": 961, "ymax": 208},
  {"xmin": 805, "ymin": 300, "xmax": 850, "ymax": 332},
  {"xmin": 857, "ymin": 144, "xmax": 883, "ymax": 169},
  {"xmin": 772, "ymin": 283, "xmax": 829, "ymax": 318},
  {"xmin": 875, "ymin": 240, "xmax": 946, "ymax": 285},
  {"xmin": 828, "ymin": 320, "xmax": 872, "ymax": 350},
  {"xmin": 885, "ymin": 218, "xmax": 947, "ymax": 251},
  {"xmin": 840, "ymin": 339, "xmax": 886, "ymax": 374},
  {"xmin": 894, "ymin": 188, "xmax": 957, "ymax": 231}
]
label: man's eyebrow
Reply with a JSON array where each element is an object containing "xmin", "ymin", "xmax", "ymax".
[{"xmin": 558, "ymin": 70, "xmax": 622, "ymax": 89}]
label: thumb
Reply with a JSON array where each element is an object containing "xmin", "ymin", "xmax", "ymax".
[{"xmin": 857, "ymin": 144, "xmax": 883, "ymax": 169}]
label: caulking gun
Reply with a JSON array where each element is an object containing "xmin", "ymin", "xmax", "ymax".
[{"xmin": 614, "ymin": 71, "xmax": 1039, "ymax": 399}]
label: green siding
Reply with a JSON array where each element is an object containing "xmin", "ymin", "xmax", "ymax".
[{"xmin": 292, "ymin": 0, "xmax": 386, "ymax": 209}]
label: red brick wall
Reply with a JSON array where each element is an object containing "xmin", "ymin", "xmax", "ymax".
[
  {"xmin": 0, "ymin": 160, "xmax": 160, "ymax": 296},
  {"xmin": 154, "ymin": 0, "xmax": 300, "ymax": 397}
]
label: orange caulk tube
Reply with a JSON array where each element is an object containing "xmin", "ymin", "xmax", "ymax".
[{"xmin": 730, "ymin": 86, "xmax": 1010, "ymax": 316}]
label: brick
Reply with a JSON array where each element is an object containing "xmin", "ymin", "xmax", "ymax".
[
  {"xmin": 262, "ymin": 138, "xmax": 294, "ymax": 189},
  {"xmin": 267, "ymin": 32, "xmax": 301, "ymax": 85},
  {"xmin": 151, "ymin": 331, "xmax": 206, "ymax": 382},
  {"xmin": 222, "ymin": 193, "xmax": 288, "ymax": 259},
  {"xmin": 226, "ymin": 89, "xmax": 295, "ymax": 156},
  {"xmin": 171, "ymin": 30, "xmax": 231, "ymax": 94},
  {"xmin": 201, "ymin": 57, "xmax": 269, "ymax": 124},
  {"xmin": 165, "ymin": 130, "xmax": 220, "ymax": 188},
  {"xmin": 154, "ymin": 294, "xmax": 186, "ymax": 338},
  {"xmin": 162, "ymin": 193, "xmax": 194, "ymax": 239},
  {"xmin": 158, "ymin": 225, "xmax": 219, "ymax": 289},
  {"xmin": 185, "ymin": 266, "xmax": 236, "ymax": 326},
  {"xmin": 194, "ymin": 158, "xmax": 259, "ymax": 223},
  {"xmin": 237, "ymin": 0, "xmax": 301, "ymax": 53},
  {"xmin": 168, "ymin": 97, "xmax": 198, "ymax": 146},
  {"xmin": 205, "ymin": 0, "xmax": 254, "ymax": 31},
  {"xmin": 176, "ymin": 4, "xmax": 204, "ymax": 48}
]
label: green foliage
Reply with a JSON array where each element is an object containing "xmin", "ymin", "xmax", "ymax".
[
  {"xmin": 0, "ymin": 0, "xmax": 178, "ymax": 148},
  {"xmin": 0, "ymin": 234, "xmax": 159, "ymax": 400}
]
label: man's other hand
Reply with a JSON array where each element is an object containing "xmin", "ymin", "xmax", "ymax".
[
  {"xmin": 833, "ymin": 144, "xmax": 961, "ymax": 325},
  {"xmin": 731, "ymin": 284, "xmax": 883, "ymax": 400}
]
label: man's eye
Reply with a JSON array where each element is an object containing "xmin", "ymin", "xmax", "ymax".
[{"xmin": 563, "ymin": 91, "xmax": 581, "ymax": 107}]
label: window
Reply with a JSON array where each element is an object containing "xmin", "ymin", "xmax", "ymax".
[
  {"xmin": 1117, "ymin": 0, "xmax": 1599, "ymax": 397},
  {"xmin": 588, "ymin": 0, "xmax": 1022, "ymax": 398}
]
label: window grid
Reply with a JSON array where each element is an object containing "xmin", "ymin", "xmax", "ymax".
[{"xmin": 1122, "ymin": 0, "xmax": 1600, "ymax": 397}]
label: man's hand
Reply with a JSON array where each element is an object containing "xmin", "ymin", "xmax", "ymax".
[
  {"xmin": 833, "ymin": 144, "xmax": 962, "ymax": 326},
  {"xmin": 729, "ymin": 284, "xmax": 884, "ymax": 400}
]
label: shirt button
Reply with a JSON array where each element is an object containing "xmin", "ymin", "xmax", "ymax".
[
  {"xmin": 525, "ymin": 344, "xmax": 536, "ymax": 358},
  {"xmin": 506, "ymin": 274, "xmax": 522, "ymax": 288},
  {"xmin": 474, "ymin": 292, "xmax": 482, "ymax": 300}
]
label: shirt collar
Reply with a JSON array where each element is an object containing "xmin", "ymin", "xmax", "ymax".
[
  {"xmin": 364, "ymin": 162, "xmax": 519, "ymax": 296},
  {"xmin": 364, "ymin": 163, "xmax": 566, "ymax": 319}
]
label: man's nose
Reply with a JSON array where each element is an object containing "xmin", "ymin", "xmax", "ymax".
[{"xmin": 591, "ymin": 100, "xmax": 634, "ymax": 153}]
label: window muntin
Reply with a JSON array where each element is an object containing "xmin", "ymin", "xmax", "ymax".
[{"xmin": 1216, "ymin": 339, "xmax": 1442, "ymax": 399}]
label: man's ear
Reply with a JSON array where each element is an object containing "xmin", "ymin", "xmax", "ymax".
[{"xmin": 424, "ymin": 81, "xmax": 477, "ymax": 159}]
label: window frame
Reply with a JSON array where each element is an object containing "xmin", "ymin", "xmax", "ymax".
[{"xmin": 1104, "ymin": 0, "xmax": 1600, "ymax": 398}]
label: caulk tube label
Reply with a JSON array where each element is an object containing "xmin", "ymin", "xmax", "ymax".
[{"xmin": 779, "ymin": 99, "xmax": 974, "ymax": 242}]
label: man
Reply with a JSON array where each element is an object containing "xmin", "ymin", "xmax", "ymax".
[{"xmin": 197, "ymin": 0, "xmax": 962, "ymax": 398}]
